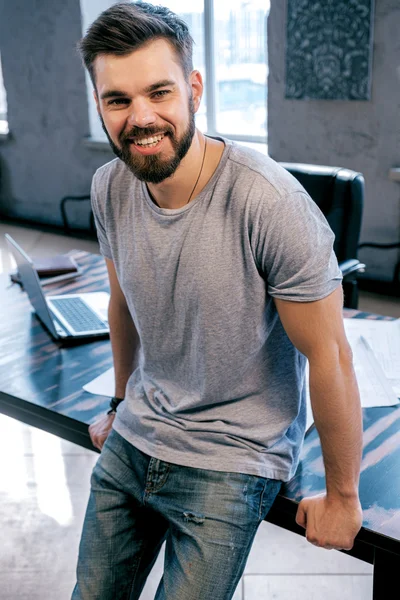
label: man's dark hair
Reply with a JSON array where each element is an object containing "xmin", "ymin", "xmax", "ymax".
[{"xmin": 78, "ymin": 2, "xmax": 194, "ymax": 90}]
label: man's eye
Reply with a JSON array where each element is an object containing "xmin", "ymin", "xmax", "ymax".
[
  {"xmin": 152, "ymin": 90, "xmax": 170, "ymax": 99},
  {"xmin": 108, "ymin": 98, "xmax": 129, "ymax": 106}
]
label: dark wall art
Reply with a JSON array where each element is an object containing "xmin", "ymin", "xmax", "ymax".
[{"xmin": 285, "ymin": 0, "xmax": 375, "ymax": 100}]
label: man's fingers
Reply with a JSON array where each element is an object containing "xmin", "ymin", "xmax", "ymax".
[
  {"xmin": 91, "ymin": 434, "xmax": 107, "ymax": 451},
  {"xmin": 90, "ymin": 435, "xmax": 99, "ymax": 450},
  {"xmin": 298, "ymin": 494, "xmax": 361, "ymax": 551},
  {"xmin": 306, "ymin": 535, "xmax": 355, "ymax": 551},
  {"xmin": 89, "ymin": 412, "xmax": 116, "ymax": 450},
  {"xmin": 339, "ymin": 540, "xmax": 354, "ymax": 552},
  {"xmin": 89, "ymin": 431, "xmax": 102, "ymax": 451},
  {"xmin": 295, "ymin": 500, "xmax": 307, "ymax": 529}
]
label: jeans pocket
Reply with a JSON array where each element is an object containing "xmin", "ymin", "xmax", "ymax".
[{"xmin": 258, "ymin": 478, "xmax": 282, "ymax": 520}]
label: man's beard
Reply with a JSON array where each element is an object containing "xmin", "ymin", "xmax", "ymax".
[{"xmin": 100, "ymin": 97, "xmax": 196, "ymax": 184}]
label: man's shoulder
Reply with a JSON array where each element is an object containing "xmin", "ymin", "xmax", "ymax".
[
  {"xmin": 226, "ymin": 142, "xmax": 305, "ymax": 199},
  {"xmin": 93, "ymin": 157, "xmax": 130, "ymax": 186},
  {"xmin": 93, "ymin": 158, "xmax": 137, "ymax": 192}
]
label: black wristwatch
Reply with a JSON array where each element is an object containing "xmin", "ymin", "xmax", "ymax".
[{"xmin": 107, "ymin": 396, "xmax": 125, "ymax": 415}]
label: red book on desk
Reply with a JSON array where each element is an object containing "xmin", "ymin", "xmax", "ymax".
[
  {"xmin": 31, "ymin": 255, "xmax": 79, "ymax": 277},
  {"xmin": 10, "ymin": 254, "xmax": 81, "ymax": 285}
]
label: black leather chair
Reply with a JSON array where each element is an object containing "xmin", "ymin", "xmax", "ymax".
[
  {"xmin": 60, "ymin": 194, "xmax": 95, "ymax": 235},
  {"xmin": 279, "ymin": 163, "xmax": 366, "ymax": 309}
]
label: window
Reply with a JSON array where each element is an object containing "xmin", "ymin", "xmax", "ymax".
[
  {"xmin": 0, "ymin": 54, "xmax": 8, "ymax": 135},
  {"xmin": 212, "ymin": 0, "xmax": 269, "ymax": 143},
  {"xmin": 80, "ymin": 0, "xmax": 121, "ymax": 142},
  {"xmin": 80, "ymin": 0, "xmax": 269, "ymax": 151}
]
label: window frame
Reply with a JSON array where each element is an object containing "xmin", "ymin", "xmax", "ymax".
[{"xmin": 0, "ymin": 53, "xmax": 9, "ymax": 136}]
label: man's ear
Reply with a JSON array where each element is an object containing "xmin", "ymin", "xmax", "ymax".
[{"xmin": 189, "ymin": 70, "xmax": 203, "ymax": 114}]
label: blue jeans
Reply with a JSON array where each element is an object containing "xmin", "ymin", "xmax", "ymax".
[{"xmin": 72, "ymin": 429, "xmax": 282, "ymax": 600}]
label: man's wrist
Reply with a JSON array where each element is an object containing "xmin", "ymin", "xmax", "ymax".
[
  {"xmin": 107, "ymin": 396, "xmax": 125, "ymax": 415},
  {"xmin": 326, "ymin": 487, "xmax": 360, "ymax": 504}
]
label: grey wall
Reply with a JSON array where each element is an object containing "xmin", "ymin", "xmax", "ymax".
[
  {"xmin": 0, "ymin": 0, "xmax": 113, "ymax": 229},
  {"xmin": 268, "ymin": 0, "xmax": 400, "ymax": 283}
]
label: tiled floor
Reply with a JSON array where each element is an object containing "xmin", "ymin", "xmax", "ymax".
[{"xmin": 1, "ymin": 222, "xmax": 398, "ymax": 599}]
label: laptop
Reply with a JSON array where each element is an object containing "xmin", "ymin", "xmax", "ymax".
[{"xmin": 6, "ymin": 234, "xmax": 110, "ymax": 341}]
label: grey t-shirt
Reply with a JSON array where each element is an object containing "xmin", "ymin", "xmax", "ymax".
[{"xmin": 91, "ymin": 137, "xmax": 342, "ymax": 482}]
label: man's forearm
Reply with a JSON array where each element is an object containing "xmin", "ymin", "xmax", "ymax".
[
  {"xmin": 108, "ymin": 299, "xmax": 140, "ymax": 398},
  {"xmin": 309, "ymin": 348, "xmax": 363, "ymax": 499}
]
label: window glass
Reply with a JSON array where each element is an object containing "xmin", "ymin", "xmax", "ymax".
[
  {"xmin": 158, "ymin": 1, "xmax": 206, "ymax": 132},
  {"xmin": 80, "ymin": 0, "xmax": 122, "ymax": 140},
  {"xmin": 238, "ymin": 140, "xmax": 268, "ymax": 155},
  {"xmin": 214, "ymin": 0, "xmax": 269, "ymax": 139},
  {"xmin": 0, "ymin": 55, "xmax": 8, "ymax": 134}
]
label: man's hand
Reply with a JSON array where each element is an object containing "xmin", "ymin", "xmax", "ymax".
[
  {"xmin": 89, "ymin": 412, "xmax": 115, "ymax": 451},
  {"xmin": 296, "ymin": 493, "xmax": 363, "ymax": 550}
]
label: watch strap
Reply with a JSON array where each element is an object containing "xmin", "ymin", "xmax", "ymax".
[{"xmin": 107, "ymin": 396, "xmax": 124, "ymax": 415}]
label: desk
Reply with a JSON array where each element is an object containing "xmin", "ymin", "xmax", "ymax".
[{"xmin": 0, "ymin": 251, "xmax": 398, "ymax": 599}]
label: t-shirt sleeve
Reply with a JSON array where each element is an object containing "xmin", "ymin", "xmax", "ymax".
[
  {"xmin": 91, "ymin": 172, "xmax": 113, "ymax": 259},
  {"xmin": 254, "ymin": 191, "xmax": 342, "ymax": 302}
]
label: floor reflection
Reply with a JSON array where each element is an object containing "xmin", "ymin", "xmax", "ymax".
[{"xmin": 0, "ymin": 417, "xmax": 73, "ymax": 526}]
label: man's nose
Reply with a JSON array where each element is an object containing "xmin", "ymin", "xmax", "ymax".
[{"xmin": 127, "ymin": 100, "xmax": 157, "ymax": 128}]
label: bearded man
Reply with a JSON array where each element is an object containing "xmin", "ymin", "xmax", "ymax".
[{"xmin": 72, "ymin": 3, "xmax": 363, "ymax": 599}]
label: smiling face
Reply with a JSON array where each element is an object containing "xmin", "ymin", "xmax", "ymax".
[{"xmin": 93, "ymin": 38, "xmax": 202, "ymax": 183}]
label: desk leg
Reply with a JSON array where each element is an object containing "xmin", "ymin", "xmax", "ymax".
[{"xmin": 373, "ymin": 548, "xmax": 400, "ymax": 599}]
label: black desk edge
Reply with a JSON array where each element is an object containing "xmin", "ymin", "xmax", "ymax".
[
  {"xmin": 1, "ymin": 390, "xmax": 400, "ymax": 566},
  {"xmin": 0, "ymin": 390, "xmax": 98, "ymax": 453}
]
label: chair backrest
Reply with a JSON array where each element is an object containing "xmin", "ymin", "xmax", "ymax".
[{"xmin": 278, "ymin": 163, "xmax": 364, "ymax": 263}]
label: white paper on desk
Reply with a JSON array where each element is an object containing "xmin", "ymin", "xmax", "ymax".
[
  {"xmin": 305, "ymin": 333, "xmax": 399, "ymax": 432},
  {"xmin": 344, "ymin": 318, "xmax": 400, "ymax": 395},
  {"xmin": 83, "ymin": 367, "xmax": 115, "ymax": 396},
  {"xmin": 355, "ymin": 336, "xmax": 399, "ymax": 406},
  {"xmin": 391, "ymin": 379, "xmax": 400, "ymax": 398}
]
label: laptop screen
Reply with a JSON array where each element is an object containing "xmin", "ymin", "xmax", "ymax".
[{"xmin": 5, "ymin": 234, "xmax": 59, "ymax": 338}]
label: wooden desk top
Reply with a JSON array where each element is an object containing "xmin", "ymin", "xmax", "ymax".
[{"xmin": 1, "ymin": 250, "xmax": 399, "ymax": 558}]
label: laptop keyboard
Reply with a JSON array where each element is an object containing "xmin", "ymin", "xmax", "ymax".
[{"xmin": 50, "ymin": 297, "xmax": 107, "ymax": 332}]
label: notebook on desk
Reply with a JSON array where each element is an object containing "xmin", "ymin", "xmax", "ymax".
[
  {"xmin": 9, "ymin": 251, "xmax": 82, "ymax": 286},
  {"xmin": 5, "ymin": 234, "xmax": 110, "ymax": 341}
]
